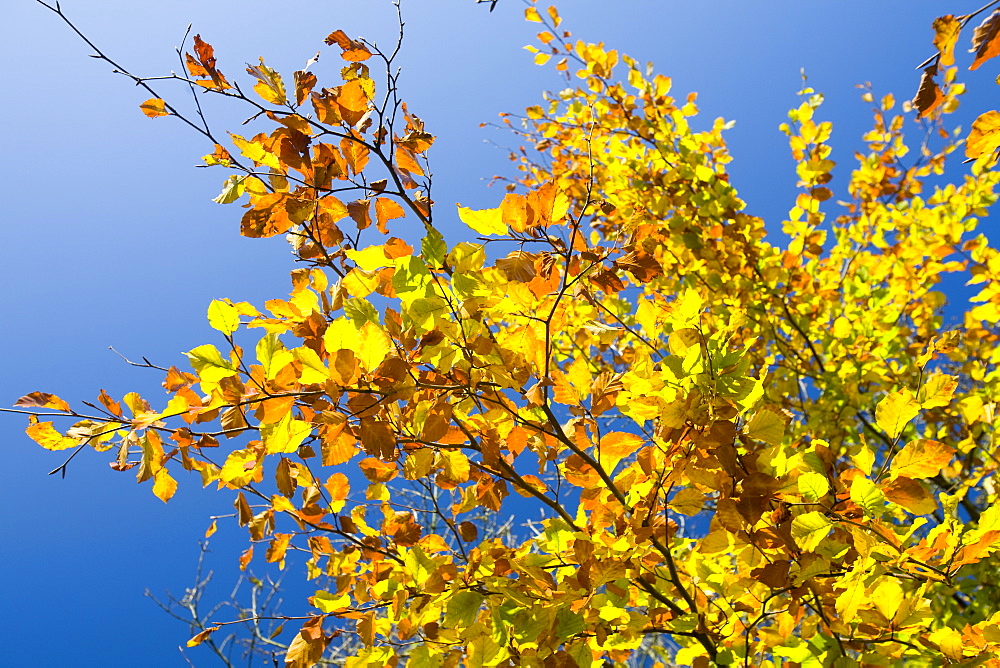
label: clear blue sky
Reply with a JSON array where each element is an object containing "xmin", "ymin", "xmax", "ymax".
[{"xmin": 3, "ymin": 1, "xmax": 994, "ymax": 665}]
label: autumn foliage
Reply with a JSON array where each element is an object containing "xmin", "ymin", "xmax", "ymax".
[{"xmin": 16, "ymin": 1, "xmax": 1000, "ymax": 665}]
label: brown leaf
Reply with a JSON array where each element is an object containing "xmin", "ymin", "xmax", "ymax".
[
  {"xmin": 496, "ymin": 251, "xmax": 538, "ymax": 282},
  {"xmin": 971, "ymin": 9, "xmax": 1000, "ymax": 70},
  {"xmin": 458, "ymin": 521, "xmax": 479, "ymax": 542},
  {"xmin": 359, "ymin": 418, "xmax": 397, "ymax": 460},
  {"xmin": 284, "ymin": 628, "xmax": 330, "ymax": 668},
  {"xmin": 912, "ymin": 66, "xmax": 944, "ymax": 119},
  {"xmin": 293, "ymin": 71, "xmax": 317, "ymax": 106},
  {"xmin": 15, "ymin": 391, "xmax": 71, "ymax": 412},
  {"xmin": 347, "ymin": 199, "xmax": 372, "ymax": 231}
]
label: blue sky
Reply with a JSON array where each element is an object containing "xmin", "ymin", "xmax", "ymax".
[{"xmin": 3, "ymin": 1, "xmax": 996, "ymax": 665}]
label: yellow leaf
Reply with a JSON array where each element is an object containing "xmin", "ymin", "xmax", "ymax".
[
  {"xmin": 25, "ymin": 419, "xmax": 78, "ymax": 451},
  {"xmin": 933, "ymin": 15, "xmax": 961, "ymax": 67},
  {"xmin": 357, "ymin": 321, "xmax": 391, "ymax": 372},
  {"xmin": 871, "ymin": 578, "xmax": 904, "ymax": 622},
  {"xmin": 850, "ymin": 476, "xmax": 885, "ymax": 517},
  {"xmin": 525, "ymin": 7, "xmax": 543, "ymax": 22},
  {"xmin": 457, "ymin": 204, "xmax": 507, "ymax": 236},
  {"xmin": 207, "ymin": 299, "xmax": 240, "ymax": 335},
  {"xmin": 874, "ymin": 389, "xmax": 920, "ymax": 440},
  {"xmin": 791, "ymin": 511, "xmax": 831, "ymax": 552},
  {"xmin": 152, "ymin": 468, "xmax": 178, "ymax": 503},
  {"xmin": 186, "ymin": 626, "xmax": 220, "ymax": 648},
  {"xmin": 345, "ymin": 245, "xmax": 392, "ymax": 271},
  {"xmin": 917, "ymin": 373, "xmax": 957, "ymax": 408}
]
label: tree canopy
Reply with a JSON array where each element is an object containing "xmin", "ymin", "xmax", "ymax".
[{"xmin": 13, "ymin": 1, "xmax": 1000, "ymax": 666}]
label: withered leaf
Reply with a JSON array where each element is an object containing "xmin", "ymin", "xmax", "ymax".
[
  {"xmin": 971, "ymin": 9, "xmax": 1000, "ymax": 70},
  {"xmin": 912, "ymin": 66, "xmax": 944, "ymax": 119},
  {"xmin": 324, "ymin": 29, "xmax": 372, "ymax": 62}
]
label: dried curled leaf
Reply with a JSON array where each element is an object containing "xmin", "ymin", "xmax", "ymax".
[
  {"xmin": 324, "ymin": 29, "xmax": 372, "ymax": 62},
  {"xmin": 15, "ymin": 392, "xmax": 71, "ymax": 412},
  {"xmin": 971, "ymin": 9, "xmax": 1000, "ymax": 70},
  {"xmin": 912, "ymin": 66, "xmax": 944, "ymax": 119}
]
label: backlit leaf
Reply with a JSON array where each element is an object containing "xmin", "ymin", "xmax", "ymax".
[
  {"xmin": 971, "ymin": 9, "xmax": 1000, "ymax": 70},
  {"xmin": 791, "ymin": 511, "xmax": 832, "ymax": 552},
  {"xmin": 15, "ymin": 392, "xmax": 71, "ymax": 412},
  {"xmin": 457, "ymin": 204, "xmax": 506, "ymax": 236},
  {"xmin": 932, "ymin": 15, "xmax": 961, "ymax": 68},
  {"xmin": 139, "ymin": 98, "xmax": 169, "ymax": 118},
  {"xmin": 874, "ymin": 389, "xmax": 920, "ymax": 440},
  {"xmin": 889, "ymin": 439, "xmax": 954, "ymax": 479},
  {"xmin": 966, "ymin": 110, "xmax": 1000, "ymax": 160},
  {"xmin": 207, "ymin": 300, "xmax": 240, "ymax": 335}
]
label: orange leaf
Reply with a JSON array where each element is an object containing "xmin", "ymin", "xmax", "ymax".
[
  {"xmin": 374, "ymin": 197, "xmax": 406, "ymax": 234},
  {"xmin": 185, "ymin": 35, "xmax": 231, "ymax": 90},
  {"xmin": 359, "ymin": 456, "xmax": 398, "ymax": 482},
  {"xmin": 293, "ymin": 71, "xmax": 317, "ymax": 106},
  {"xmin": 971, "ymin": 9, "xmax": 1000, "ymax": 70},
  {"xmin": 882, "ymin": 476, "xmax": 936, "ymax": 515},
  {"xmin": 324, "ymin": 29, "xmax": 372, "ymax": 62},
  {"xmin": 889, "ymin": 439, "xmax": 954, "ymax": 479},
  {"xmin": 966, "ymin": 110, "xmax": 1000, "ymax": 160},
  {"xmin": 139, "ymin": 98, "xmax": 169, "ymax": 118}
]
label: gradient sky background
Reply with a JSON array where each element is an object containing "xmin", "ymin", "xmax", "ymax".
[{"xmin": 4, "ymin": 1, "xmax": 998, "ymax": 665}]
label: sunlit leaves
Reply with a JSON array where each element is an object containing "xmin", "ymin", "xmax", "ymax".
[{"xmin": 21, "ymin": 5, "xmax": 1000, "ymax": 667}]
